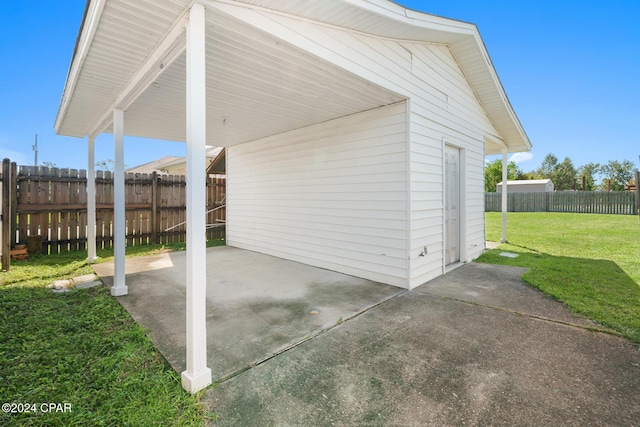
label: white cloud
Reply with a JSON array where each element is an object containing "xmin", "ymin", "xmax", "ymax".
[{"xmin": 509, "ymin": 152, "xmax": 534, "ymax": 164}]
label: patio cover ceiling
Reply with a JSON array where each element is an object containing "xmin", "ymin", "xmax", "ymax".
[{"xmin": 54, "ymin": 0, "xmax": 531, "ymax": 155}]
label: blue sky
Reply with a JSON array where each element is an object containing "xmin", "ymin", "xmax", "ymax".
[{"xmin": 1, "ymin": 1, "xmax": 638, "ymax": 173}]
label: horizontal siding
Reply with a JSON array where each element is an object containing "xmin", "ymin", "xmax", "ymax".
[
  {"xmin": 408, "ymin": 46, "xmax": 490, "ymax": 288},
  {"xmin": 227, "ymin": 103, "xmax": 408, "ymax": 288},
  {"xmin": 221, "ymin": 9, "xmax": 494, "ymax": 288}
]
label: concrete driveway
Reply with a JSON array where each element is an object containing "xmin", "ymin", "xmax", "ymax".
[{"xmin": 94, "ymin": 247, "xmax": 640, "ymax": 426}]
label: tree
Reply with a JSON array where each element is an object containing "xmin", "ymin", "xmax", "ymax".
[
  {"xmin": 96, "ymin": 159, "xmax": 128, "ymax": 172},
  {"xmin": 600, "ymin": 159, "xmax": 635, "ymax": 191},
  {"xmin": 41, "ymin": 161, "xmax": 57, "ymax": 168},
  {"xmin": 576, "ymin": 162, "xmax": 600, "ymax": 191},
  {"xmin": 536, "ymin": 153, "xmax": 558, "ymax": 178},
  {"xmin": 484, "ymin": 159, "xmax": 523, "ymax": 192},
  {"xmin": 553, "ymin": 157, "xmax": 577, "ymax": 191},
  {"xmin": 96, "ymin": 159, "xmax": 114, "ymax": 171},
  {"xmin": 535, "ymin": 153, "xmax": 576, "ymax": 191}
]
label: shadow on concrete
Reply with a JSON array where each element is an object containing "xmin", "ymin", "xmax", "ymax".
[
  {"xmin": 476, "ymin": 247, "xmax": 640, "ymax": 343},
  {"xmin": 92, "ymin": 246, "xmax": 403, "ymax": 381}
]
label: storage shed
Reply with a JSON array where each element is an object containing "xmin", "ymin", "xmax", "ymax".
[
  {"xmin": 55, "ymin": 0, "xmax": 531, "ymax": 392},
  {"xmin": 497, "ymin": 179, "xmax": 554, "ymax": 193}
]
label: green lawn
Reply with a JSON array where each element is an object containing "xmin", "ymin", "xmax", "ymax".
[
  {"xmin": 0, "ymin": 240, "xmax": 224, "ymax": 426},
  {"xmin": 479, "ymin": 212, "xmax": 640, "ymax": 344},
  {"xmin": 3, "ymin": 215, "xmax": 639, "ymax": 424}
]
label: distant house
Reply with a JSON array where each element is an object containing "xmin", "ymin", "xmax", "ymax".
[
  {"xmin": 126, "ymin": 147, "xmax": 225, "ymax": 175},
  {"xmin": 125, "ymin": 155, "xmax": 184, "ymax": 175},
  {"xmin": 497, "ymin": 179, "xmax": 554, "ymax": 193},
  {"xmin": 206, "ymin": 148, "xmax": 226, "ymax": 176}
]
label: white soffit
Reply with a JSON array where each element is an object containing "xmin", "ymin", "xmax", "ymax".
[
  {"xmin": 55, "ymin": 0, "xmax": 530, "ymax": 153},
  {"xmin": 55, "ymin": 0, "xmax": 189, "ymax": 138},
  {"xmin": 109, "ymin": 7, "xmax": 403, "ymax": 145}
]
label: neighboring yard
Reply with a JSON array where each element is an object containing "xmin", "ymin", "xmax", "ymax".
[
  {"xmin": 0, "ymin": 241, "xmax": 223, "ymax": 426},
  {"xmin": 480, "ymin": 212, "xmax": 640, "ymax": 344}
]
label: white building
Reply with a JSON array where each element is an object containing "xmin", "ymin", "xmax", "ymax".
[
  {"xmin": 54, "ymin": 0, "xmax": 531, "ymax": 392},
  {"xmin": 497, "ymin": 179, "xmax": 554, "ymax": 193}
]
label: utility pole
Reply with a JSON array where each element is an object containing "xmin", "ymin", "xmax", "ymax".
[{"xmin": 32, "ymin": 134, "xmax": 38, "ymax": 167}]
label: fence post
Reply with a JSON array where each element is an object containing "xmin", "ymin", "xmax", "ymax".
[
  {"xmin": 545, "ymin": 192, "xmax": 550, "ymax": 212},
  {"xmin": 1, "ymin": 158, "xmax": 11, "ymax": 271},
  {"xmin": 635, "ymin": 170, "xmax": 640, "ymax": 217},
  {"xmin": 10, "ymin": 162, "xmax": 17, "ymax": 249},
  {"xmin": 151, "ymin": 171, "xmax": 159, "ymax": 244}
]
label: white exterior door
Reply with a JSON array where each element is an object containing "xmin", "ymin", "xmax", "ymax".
[{"xmin": 445, "ymin": 145, "xmax": 460, "ymax": 265}]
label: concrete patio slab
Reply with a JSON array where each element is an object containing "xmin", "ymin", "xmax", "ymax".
[
  {"xmin": 92, "ymin": 246, "xmax": 403, "ymax": 381},
  {"xmin": 93, "ymin": 250, "xmax": 640, "ymax": 426},
  {"xmin": 204, "ymin": 262, "xmax": 640, "ymax": 426}
]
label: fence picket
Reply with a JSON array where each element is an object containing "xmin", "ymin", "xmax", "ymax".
[
  {"xmin": 6, "ymin": 164, "xmax": 225, "ymax": 254},
  {"xmin": 486, "ymin": 191, "xmax": 637, "ymax": 215}
]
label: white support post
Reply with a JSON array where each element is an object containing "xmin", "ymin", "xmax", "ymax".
[
  {"xmin": 112, "ymin": 109, "xmax": 128, "ymax": 296},
  {"xmin": 181, "ymin": 2, "xmax": 212, "ymax": 394},
  {"xmin": 87, "ymin": 136, "xmax": 98, "ymax": 262},
  {"xmin": 501, "ymin": 149, "xmax": 508, "ymax": 243}
]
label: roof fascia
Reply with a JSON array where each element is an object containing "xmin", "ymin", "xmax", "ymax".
[
  {"xmin": 458, "ymin": 32, "xmax": 532, "ymax": 152},
  {"xmin": 344, "ymin": 0, "xmax": 477, "ymax": 39},
  {"xmin": 54, "ymin": 0, "xmax": 106, "ymax": 133},
  {"xmin": 338, "ymin": 0, "xmax": 531, "ymax": 152}
]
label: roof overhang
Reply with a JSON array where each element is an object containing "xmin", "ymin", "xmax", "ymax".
[{"xmin": 55, "ymin": 0, "xmax": 531, "ymax": 154}]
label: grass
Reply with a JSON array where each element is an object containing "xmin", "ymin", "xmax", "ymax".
[
  {"xmin": 479, "ymin": 212, "xmax": 640, "ymax": 344},
  {"xmin": 0, "ymin": 239, "xmax": 224, "ymax": 426}
]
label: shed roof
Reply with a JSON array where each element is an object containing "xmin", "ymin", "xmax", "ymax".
[
  {"xmin": 498, "ymin": 179, "xmax": 553, "ymax": 186},
  {"xmin": 126, "ymin": 146, "xmax": 224, "ymax": 174},
  {"xmin": 125, "ymin": 156, "xmax": 183, "ymax": 174},
  {"xmin": 55, "ymin": 0, "xmax": 531, "ymax": 154}
]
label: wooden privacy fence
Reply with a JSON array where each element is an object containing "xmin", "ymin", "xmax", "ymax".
[
  {"xmin": 1, "ymin": 159, "xmax": 225, "ymax": 260},
  {"xmin": 485, "ymin": 191, "xmax": 638, "ymax": 215}
]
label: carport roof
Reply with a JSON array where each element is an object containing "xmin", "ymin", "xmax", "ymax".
[{"xmin": 55, "ymin": 0, "xmax": 531, "ymax": 154}]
